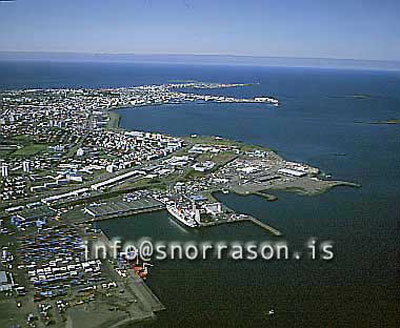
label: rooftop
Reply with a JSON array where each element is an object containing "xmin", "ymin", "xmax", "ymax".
[{"xmin": 0, "ymin": 271, "xmax": 8, "ymax": 284}]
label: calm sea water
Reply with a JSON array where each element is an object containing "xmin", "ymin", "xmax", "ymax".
[{"xmin": 1, "ymin": 61, "xmax": 399, "ymax": 327}]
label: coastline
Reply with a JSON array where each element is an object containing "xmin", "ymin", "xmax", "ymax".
[
  {"xmin": 109, "ymin": 108, "xmax": 361, "ymax": 198},
  {"xmin": 32, "ymin": 94, "xmax": 361, "ymax": 328}
]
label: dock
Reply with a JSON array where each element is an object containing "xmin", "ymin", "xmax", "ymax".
[
  {"xmin": 246, "ymin": 216, "xmax": 282, "ymax": 236},
  {"xmin": 88, "ymin": 204, "xmax": 165, "ymax": 223},
  {"xmin": 96, "ymin": 230, "xmax": 165, "ymax": 314},
  {"xmin": 201, "ymin": 215, "xmax": 282, "ymax": 236},
  {"xmin": 127, "ymin": 269, "xmax": 165, "ymax": 312}
]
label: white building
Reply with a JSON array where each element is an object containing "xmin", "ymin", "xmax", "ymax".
[
  {"xmin": 277, "ymin": 168, "xmax": 306, "ymax": 177},
  {"xmin": 106, "ymin": 164, "xmax": 117, "ymax": 173},
  {"xmin": 1, "ymin": 165, "xmax": 8, "ymax": 178},
  {"xmin": 192, "ymin": 161, "xmax": 215, "ymax": 172},
  {"xmin": 204, "ymin": 203, "xmax": 223, "ymax": 216},
  {"xmin": 23, "ymin": 161, "xmax": 30, "ymax": 173},
  {"xmin": 76, "ymin": 148, "xmax": 85, "ymax": 157},
  {"xmin": 0, "ymin": 271, "xmax": 13, "ymax": 292},
  {"xmin": 91, "ymin": 170, "xmax": 143, "ymax": 191}
]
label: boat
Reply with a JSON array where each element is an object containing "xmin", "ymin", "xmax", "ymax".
[
  {"xmin": 119, "ymin": 252, "xmax": 152, "ymax": 280},
  {"xmin": 133, "ymin": 264, "xmax": 149, "ymax": 280},
  {"xmin": 166, "ymin": 204, "xmax": 199, "ymax": 228}
]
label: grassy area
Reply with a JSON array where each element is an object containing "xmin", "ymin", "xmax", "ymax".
[
  {"xmin": 240, "ymin": 143, "xmax": 272, "ymax": 152},
  {"xmin": 116, "ymin": 178, "xmax": 155, "ymax": 190},
  {"xmin": 13, "ymin": 135, "xmax": 30, "ymax": 141},
  {"xmin": 184, "ymin": 135, "xmax": 272, "ymax": 152},
  {"xmin": 11, "ymin": 143, "xmax": 47, "ymax": 156},
  {"xmin": 65, "ymin": 135, "xmax": 83, "ymax": 158},
  {"xmin": 0, "ymin": 299, "xmax": 25, "ymax": 328},
  {"xmin": 62, "ymin": 206, "xmax": 91, "ymax": 222},
  {"xmin": 0, "ymin": 149, "xmax": 13, "ymax": 158},
  {"xmin": 107, "ymin": 111, "xmax": 121, "ymax": 130},
  {"xmin": 182, "ymin": 168, "xmax": 201, "ymax": 180},
  {"xmin": 197, "ymin": 151, "xmax": 237, "ymax": 165},
  {"xmin": 0, "ymin": 135, "xmax": 39, "ymax": 158},
  {"xmin": 184, "ymin": 135, "xmax": 242, "ymax": 147}
]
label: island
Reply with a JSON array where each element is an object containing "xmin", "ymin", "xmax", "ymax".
[
  {"xmin": 369, "ymin": 119, "xmax": 400, "ymax": 124},
  {"xmin": 355, "ymin": 119, "xmax": 400, "ymax": 125}
]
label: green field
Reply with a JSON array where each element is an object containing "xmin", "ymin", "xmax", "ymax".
[
  {"xmin": 107, "ymin": 111, "xmax": 121, "ymax": 129},
  {"xmin": 184, "ymin": 135, "xmax": 272, "ymax": 152},
  {"xmin": 0, "ymin": 149, "xmax": 13, "ymax": 158},
  {"xmin": 11, "ymin": 144, "xmax": 47, "ymax": 156},
  {"xmin": 197, "ymin": 151, "xmax": 237, "ymax": 165},
  {"xmin": 184, "ymin": 135, "xmax": 242, "ymax": 147}
]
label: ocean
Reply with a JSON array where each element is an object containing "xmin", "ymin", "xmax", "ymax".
[{"xmin": 1, "ymin": 61, "xmax": 399, "ymax": 327}]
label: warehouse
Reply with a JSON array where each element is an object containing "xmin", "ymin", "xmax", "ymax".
[{"xmin": 277, "ymin": 168, "xmax": 306, "ymax": 177}]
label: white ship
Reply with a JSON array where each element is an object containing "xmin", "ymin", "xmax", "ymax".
[{"xmin": 166, "ymin": 203, "xmax": 200, "ymax": 228}]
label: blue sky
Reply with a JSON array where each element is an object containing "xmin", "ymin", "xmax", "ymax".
[{"xmin": 0, "ymin": 0, "xmax": 399, "ymax": 61}]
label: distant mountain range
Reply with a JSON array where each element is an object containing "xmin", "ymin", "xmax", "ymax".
[{"xmin": 1, "ymin": 52, "xmax": 400, "ymax": 71}]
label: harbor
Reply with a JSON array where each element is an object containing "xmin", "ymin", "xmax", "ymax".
[
  {"xmin": 85, "ymin": 191, "xmax": 283, "ymax": 237},
  {"xmin": 81, "ymin": 197, "xmax": 282, "ymax": 236},
  {"xmin": 96, "ymin": 229, "xmax": 165, "ymax": 314}
]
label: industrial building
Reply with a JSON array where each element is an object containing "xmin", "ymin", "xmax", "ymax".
[
  {"xmin": 91, "ymin": 170, "xmax": 144, "ymax": 191},
  {"xmin": 0, "ymin": 271, "xmax": 13, "ymax": 292},
  {"xmin": 277, "ymin": 168, "xmax": 307, "ymax": 177}
]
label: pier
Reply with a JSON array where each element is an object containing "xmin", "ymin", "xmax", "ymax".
[
  {"xmin": 246, "ymin": 216, "xmax": 282, "ymax": 236},
  {"xmin": 87, "ymin": 204, "xmax": 165, "ymax": 223},
  {"xmin": 96, "ymin": 229, "xmax": 166, "ymax": 315},
  {"xmin": 201, "ymin": 215, "xmax": 282, "ymax": 236}
]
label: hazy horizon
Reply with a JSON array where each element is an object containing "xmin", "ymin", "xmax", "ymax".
[{"xmin": 1, "ymin": 51, "xmax": 400, "ymax": 71}]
